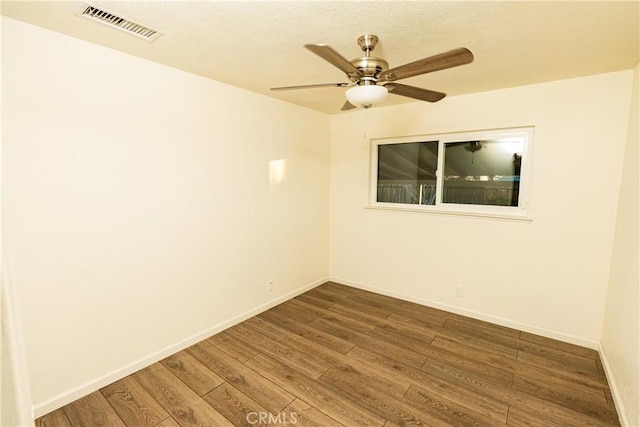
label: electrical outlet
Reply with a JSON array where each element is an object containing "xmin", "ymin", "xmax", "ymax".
[
  {"xmin": 267, "ymin": 280, "xmax": 274, "ymax": 292},
  {"xmin": 455, "ymin": 286, "xmax": 463, "ymax": 297}
]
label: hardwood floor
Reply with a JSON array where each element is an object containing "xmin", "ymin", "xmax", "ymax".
[{"xmin": 36, "ymin": 282, "xmax": 620, "ymax": 427}]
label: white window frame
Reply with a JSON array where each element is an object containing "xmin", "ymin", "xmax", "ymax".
[{"xmin": 369, "ymin": 127, "xmax": 534, "ymax": 221}]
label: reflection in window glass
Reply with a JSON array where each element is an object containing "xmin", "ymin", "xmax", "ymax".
[
  {"xmin": 371, "ymin": 128, "xmax": 532, "ymax": 217},
  {"xmin": 443, "ymin": 139, "xmax": 523, "ymax": 206},
  {"xmin": 377, "ymin": 141, "xmax": 438, "ymax": 205}
]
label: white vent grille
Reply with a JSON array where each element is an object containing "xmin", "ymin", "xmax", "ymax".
[{"xmin": 78, "ymin": 4, "xmax": 163, "ymax": 42}]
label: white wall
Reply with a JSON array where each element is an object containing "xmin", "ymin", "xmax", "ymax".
[
  {"xmin": 1, "ymin": 15, "xmax": 34, "ymax": 427},
  {"xmin": 3, "ymin": 14, "xmax": 637, "ymax": 423},
  {"xmin": 1, "ymin": 252, "xmax": 34, "ymax": 427},
  {"xmin": 601, "ymin": 64, "xmax": 639, "ymax": 427},
  {"xmin": 330, "ymin": 70, "xmax": 633, "ymax": 346},
  {"xmin": 2, "ymin": 17, "xmax": 329, "ymax": 416}
]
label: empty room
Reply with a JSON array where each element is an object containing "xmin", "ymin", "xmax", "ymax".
[{"xmin": 1, "ymin": 1, "xmax": 638, "ymax": 426}]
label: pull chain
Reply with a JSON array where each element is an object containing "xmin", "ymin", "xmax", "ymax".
[{"xmin": 364, "ymin": 107, "xmax": 369, "ymax": 139}]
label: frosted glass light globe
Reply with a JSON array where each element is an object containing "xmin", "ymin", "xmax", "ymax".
[{"xmin": 346, "ymin": 85, "xmax": 388, "ymax": 108}]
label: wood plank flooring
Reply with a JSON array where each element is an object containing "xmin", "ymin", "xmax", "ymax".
[{"xmin": 36, "ymin": 282, "xmax": 620, "ymax": 426}]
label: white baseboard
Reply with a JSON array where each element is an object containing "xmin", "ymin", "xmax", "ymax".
[
  {"xmin": 330, "ymin": 278, "xmax": 630, "ymax": 425},
  {"xmin": 328, "ymin": 276, "xmax": 600, "ymax": 350},
  {"xmin": 33, "ymin": 276, "xmax": 328, "ymax": 418},
  {"xmin": 598, "ymin": 343, "xmax": 630, "ymax": 427},
  {"xmin": 36, "ymin": 276, "xmax": 622, "ymax": 422},
  {"xmin": 329, "ymin": 277, "xmax": 636, "ymax": 427}
]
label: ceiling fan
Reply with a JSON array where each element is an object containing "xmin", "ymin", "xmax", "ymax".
[{"xmin": 271, "ymin": 34, "xmax": 474, "ymax": 111}]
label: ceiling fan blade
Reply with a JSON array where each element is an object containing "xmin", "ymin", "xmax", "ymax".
[
  {"xmin": 271, "ymin": 82, "xmax": 351, "ymax": 91},
  {"xmin": 386, "ymin": 83, "xmax": 446, "ymax": 102},
  {"xmin": 341, "ymin": 101, "xmax": 357, "ymax": 111},
  {"xmin": 305, "ymin": 44, "xmax": 362, "ymax": 77},
  {"xmin": 379, "ymin": 47, "xmax": 474, "ymax": 82}
]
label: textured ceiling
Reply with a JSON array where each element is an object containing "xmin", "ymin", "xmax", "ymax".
[{"xmin": 2, "ymin": 1, "xmax": 639, "ymax": 114}]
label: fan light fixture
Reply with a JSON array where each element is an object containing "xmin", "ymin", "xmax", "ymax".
[
  {"xmin": 270, "ymin": 34, "xmax": 474, "ymax": 111},
  {"xmin": 346, "ymin": 84, "xmax": 388, "ymax": 108}
]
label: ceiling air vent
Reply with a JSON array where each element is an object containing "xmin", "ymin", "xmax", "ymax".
[{"xmin": 77, "ymin": 3, "xmax": 163, "ymax": 42}]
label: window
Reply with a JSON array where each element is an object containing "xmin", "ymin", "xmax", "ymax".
[{"xmin": 370, "ymin": 127, "xmax": 533, "ymax": 219}]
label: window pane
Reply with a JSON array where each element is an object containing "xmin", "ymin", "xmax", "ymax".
[
  {"xmin": 377, "ymin": 141, "xmax": 438, "ymax": 205},
  {"xmin": 443, "ymin": 139, "xmax": 523, "ymax": 206}
]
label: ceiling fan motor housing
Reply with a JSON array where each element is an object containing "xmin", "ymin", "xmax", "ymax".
[{"xmin": 350, "ymin": 57, "xmax": 389, "ymax": 82}]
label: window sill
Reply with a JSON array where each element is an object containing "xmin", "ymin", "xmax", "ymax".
[{"xmin": 365, "ymin": 205, "xmax": 533, "ymax": 222}]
